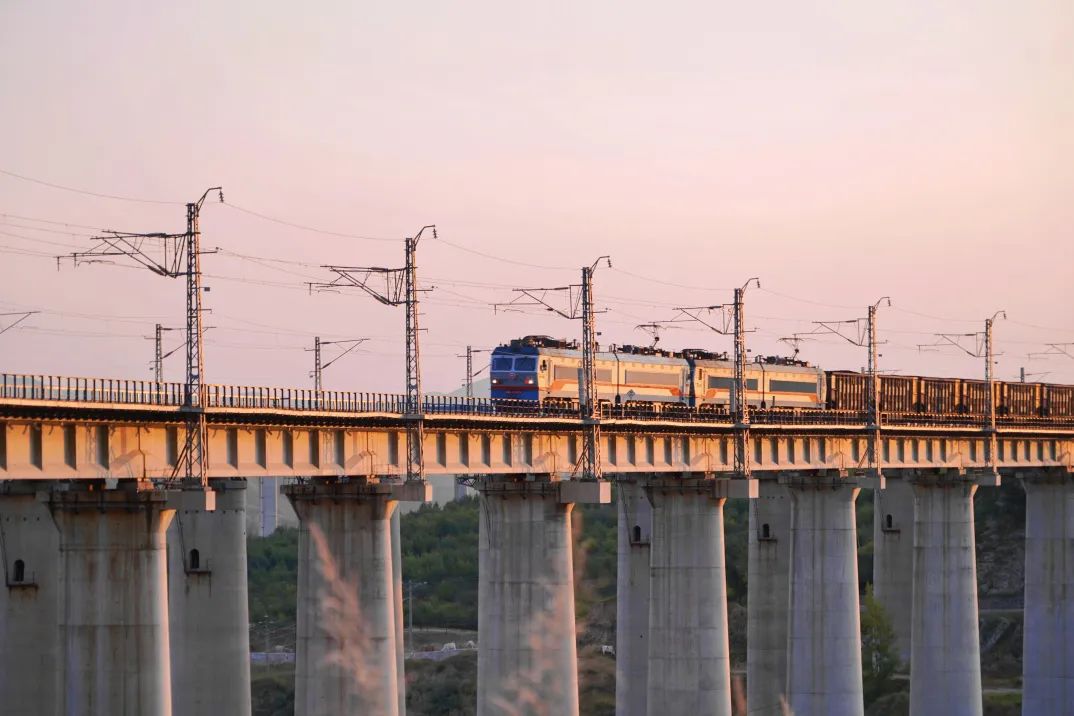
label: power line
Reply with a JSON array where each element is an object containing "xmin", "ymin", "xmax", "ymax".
[
  {"xmin": 0, "ymin": 220, "xmax": 97, "ymax": 238},
  {"xmin": 218, "ymin": 202, "xmax": 397, "ymax": 243},
  {"xmin": 0, "ymin": 212, "xmax": 110, "ymax": 232},
  {"xmin": 0, "ymin": 169, "xmax": 397, "ymax": 243},
  {"xmin": 891, "ymin": 305, "xmax": 980, "ymax": 324},
  {"xmin": 757, "ymin": 287, "xmax": 859, "ymax": 311},
  {"xmin": 609, "ymin": 266, "xmax": 731, "ymax": 292},
  {"xmin": 435, "ymin": 236, "xmax": 572, "ymax": 270},
  {"xmin": 0, "ymin": 228, "xmax": 86, "ymax": 250},
  {"xmin": 0, "ymin": 167, "xmax": 180, "ymax": 205},
  {"xmin": 0, "ymin": 311, "xmax": 38, "ymax": 336},
  {"xmin": 0, "ymin": 243, "xmax": 56, "ymax": 258}
]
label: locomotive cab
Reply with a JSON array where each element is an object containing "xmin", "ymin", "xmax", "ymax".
[{"xmin": 490, "ymin": 349, "xmax": 540, "ymax": 401}]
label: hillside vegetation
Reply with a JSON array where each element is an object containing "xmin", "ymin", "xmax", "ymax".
[{"xmin": 248, "ymin": 482, "xmax": 1027, "ymax": 715}]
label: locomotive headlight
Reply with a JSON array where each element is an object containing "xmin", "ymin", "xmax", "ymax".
[
  {"xmin": 525, "ymin": 377, "xmax": 535, "ymax": 385},
  {"xmin": 491, "ymin": 378, "xmax": 500, "ymax": 385}
]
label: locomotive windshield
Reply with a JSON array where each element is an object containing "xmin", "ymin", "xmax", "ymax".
[{"xmin": 491, "ymin": 356, "xmax": 537, "ymax": 371}]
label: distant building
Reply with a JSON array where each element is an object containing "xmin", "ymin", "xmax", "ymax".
[{"xmin": 245, "ymin": 477, "xmax": 300, "ymax": 537}]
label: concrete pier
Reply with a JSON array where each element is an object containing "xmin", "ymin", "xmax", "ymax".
[
  {"xmin": 1021, "ymin": 472, "xmax": 1074, "ymax": 715},
  {"xmin": 615, "ymin": 479, "xmax": 652, "ymax": 716},
  {"xmin": 646, "ymin": 479, "xmax": 733, "ymax": 716},
  {"xmin": 391, "ymin": 507, "xmax": 406, "ymax": 715},
  {"xmin": 476, "ymin": 478, "xmax": 608, "ymax": 716},
  {"xmin": 909, "ymin": 476, "xmax": 982, "ymax": 716},
  {"xmin": 49, "ymin": 483, "xmax": 175, "ymax": 716},
  {"xmin": 168, "ymin": 481, "xmax": 252, "ymax": 716},
  {"xmin": 746, "ymin": 479, "xmax": 792, "ymax": 716},
  {"xmin": 285, "ymin": 479, "xmax": 403, "ymax": 716},
  {"xmin": 872, "ymin": 477, "xmax": 914, "ymax": 664},
  {"xmin": 785, "ymin": 480, "xmax": 864, "ymax": 716},
  {"xmin": 0, "ymin": 483, "xmax": 60, "ymax": 716}
]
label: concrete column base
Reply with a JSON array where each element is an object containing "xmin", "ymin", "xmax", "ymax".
[
  {"xmin": 476, "ymin": 478, "xmax": 581, "ymax": 716},
  {"xmin": 909, "ymin": 476, "xmax": 982, "ymax": 716},
  {"xmin": 1021, "ymin": 472, "xmax": 1074, "ymax": 715},
  {"xmin": 646, "ymin": 479, "xmax": 733, "ymax": 716},
  {"xmin": 786, "ymin": 480, "xmax": 864, "ymax": 716},
  {"xmin": 0, "ymin": 483, "xmax": 60, "ymax": 716},
  {"xmin": 616, "ymin": 479, "xmax": 652, "ymax": 716},
  {"xmin": 872, "ymin": 477, "xmax": 914, "ymax": 665},
  {"xmin": 49, "ymin": 482, "xmax": 175, "ymax": 716},
  {"xmin": 285, "ymin": 479, "xmax": 403, "ymax": 716},
  {"xmin": 168, "ymin": 480, "xmax": 252, "ymax": 716},
  {"xmin": 391, "ymin": 506, "xmax": 406, "ymax": 715},
  {"xmin": 747, "ymin": 478, "xmax": 792, "ymax": 716}
]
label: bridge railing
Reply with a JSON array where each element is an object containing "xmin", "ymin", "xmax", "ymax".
[
  {"xmin": 3, "ymin": 373, "xmax": 1072, "ymax": 427},
  {"xmin": 0, "ymin": 373, "xmax": 186, "ymax": 406}
]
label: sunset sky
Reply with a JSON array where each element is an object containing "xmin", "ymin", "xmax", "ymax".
[{"xmin": 2, "ymin": 1, "xmax": 1071, "ymax": 391}]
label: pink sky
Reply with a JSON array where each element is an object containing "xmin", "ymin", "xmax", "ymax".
[{"xmin": 1, "ymin": 1, "xmax": 1071, "ymax": 391}]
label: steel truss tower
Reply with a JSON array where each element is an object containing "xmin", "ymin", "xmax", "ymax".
[
  {"xmin": 579, "ymin": 261, "xmax": 602, "ymax": 481},
  {"xmin": 64, "ymin": 187, "xmax": 222, "ymax": 489},
  {"xmin": 310, "ymin": 225, "xmax": 436, "ymax": 481}
]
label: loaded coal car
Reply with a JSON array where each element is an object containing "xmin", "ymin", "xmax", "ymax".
[
  {"xmin": 825, "ymin": 372, "xmax": 923, "ymax": 415},
  {"xmin": 1043, "ymin": 385, "xmax": 1074, "ymax": 418},
  {"xmin": 825, "ymin": 371, "xmax": 867, "ymax": 413},
  {"xmin": 960, "ymin": 380, "xmax": 996, "ymax": 415},
  {"xmin": 999, "ymin": 382, "xmax": 1043, "ymax": 417},
  {"xmin": 919, "ymin": 377, "xmax": 960, "ymax": 414}
]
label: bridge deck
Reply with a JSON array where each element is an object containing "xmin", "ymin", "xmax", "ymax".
[{"xmin": 1, "ymin": 373, "xmax": 1071, "ymax": 481}]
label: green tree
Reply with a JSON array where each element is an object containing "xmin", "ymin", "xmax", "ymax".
[
  {"xmin": 861, "ymin": 585, "xmax": 901, "ymax": 706},
  {"xmin": 247, "ymin": 528, "xmax": 299, "ymax": 652},
  {"xmin": 402, "ymin": 497, "xmax": 481, "ymax": 629}
]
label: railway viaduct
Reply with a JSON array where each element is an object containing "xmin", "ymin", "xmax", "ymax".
[{"xmin": 0, "ymin": 374, "xmax": 1071, "ymax": 716}]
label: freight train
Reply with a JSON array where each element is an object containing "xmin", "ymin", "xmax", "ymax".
[{"xmin": 490, "ymin": 335, "xmax": 1074, "ymax": 419}]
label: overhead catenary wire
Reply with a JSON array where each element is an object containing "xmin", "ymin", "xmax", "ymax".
[
  {"xmin": 434, "ymin": 235, "xmax": 573, "ymax": 271},
  {"xmin": 216, "ymin": 202, "xmax": 397, "ymax": 243},
  {"xmin": 0, "ymin": 220, "xmax": 98, "ymax": 238},
  {"xmin": 0, "ymin": 228, "xmax": 86, "ymax": 250},
  {"xmin": 2, "ymin": 169, "xmax": 1070, "ymax": 383},
  {"xmin": 0, "ymin": 212, "xmax": 110, "ymax": 232},
  {"xmin": 0, "ymin": 167, "xmax": 180, "ymax": 205}
]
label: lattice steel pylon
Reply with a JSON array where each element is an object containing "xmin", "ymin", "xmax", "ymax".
[
  {"xmin": 155, "ymin": 323, "xmax": 164, "ymax": 384},
  {"xmin": 151, "ymin": 324, "xmax": 179, "ymax": 384},
  {"xmin": 672, "ymin": 277, "xmax": 759, "ymax": 477},
  {"xmin": 579, "ymin": 260, "xmax": 603, "ymax": 481},
  {"xmin": 811, "ymin": 296, "xmax": 891, "ymax": 476},
  {"xmin": 183, "ymin": 198, "xmax": 207, "ymax": 487},
  {"xmin": 731, "ymin": 279, "xmax": 760, "ymax": 477},
  {"xmin": 309, "ymin": 337, "xmax": 367, "ymax": 392},
  {"xmin": 983, "ymin": 313, "xmax": 1004, "ymax": 470},
  {"xmin": 403, "ymin": 234, "xmax": 423, "ymax": 480},
  {"xmin": 493, "ymin": 256, "xmax": 611, "ymax": 480},
  {"xmin": 924, "ymin": 310, "xmax": 1007, "ymax": 472},
  {"xmin": 465, "ymin": 346, "xmax": 474, "ymax": 398},
  {"xmin": 457, "ymin": 346, "xmax": 489, "ymax": 398},
  {"xmin": 62, "ymin": 187, "xmax": 223, "ymax": 489},
  {"xmin": 309, "ymin": 225, "xmax": 436, "ymax": 481}
]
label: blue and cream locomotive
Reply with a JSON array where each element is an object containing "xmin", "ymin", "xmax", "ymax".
[{"xmin": 490, "ymin": 335, "xmax": 824, "ymax": 413}]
